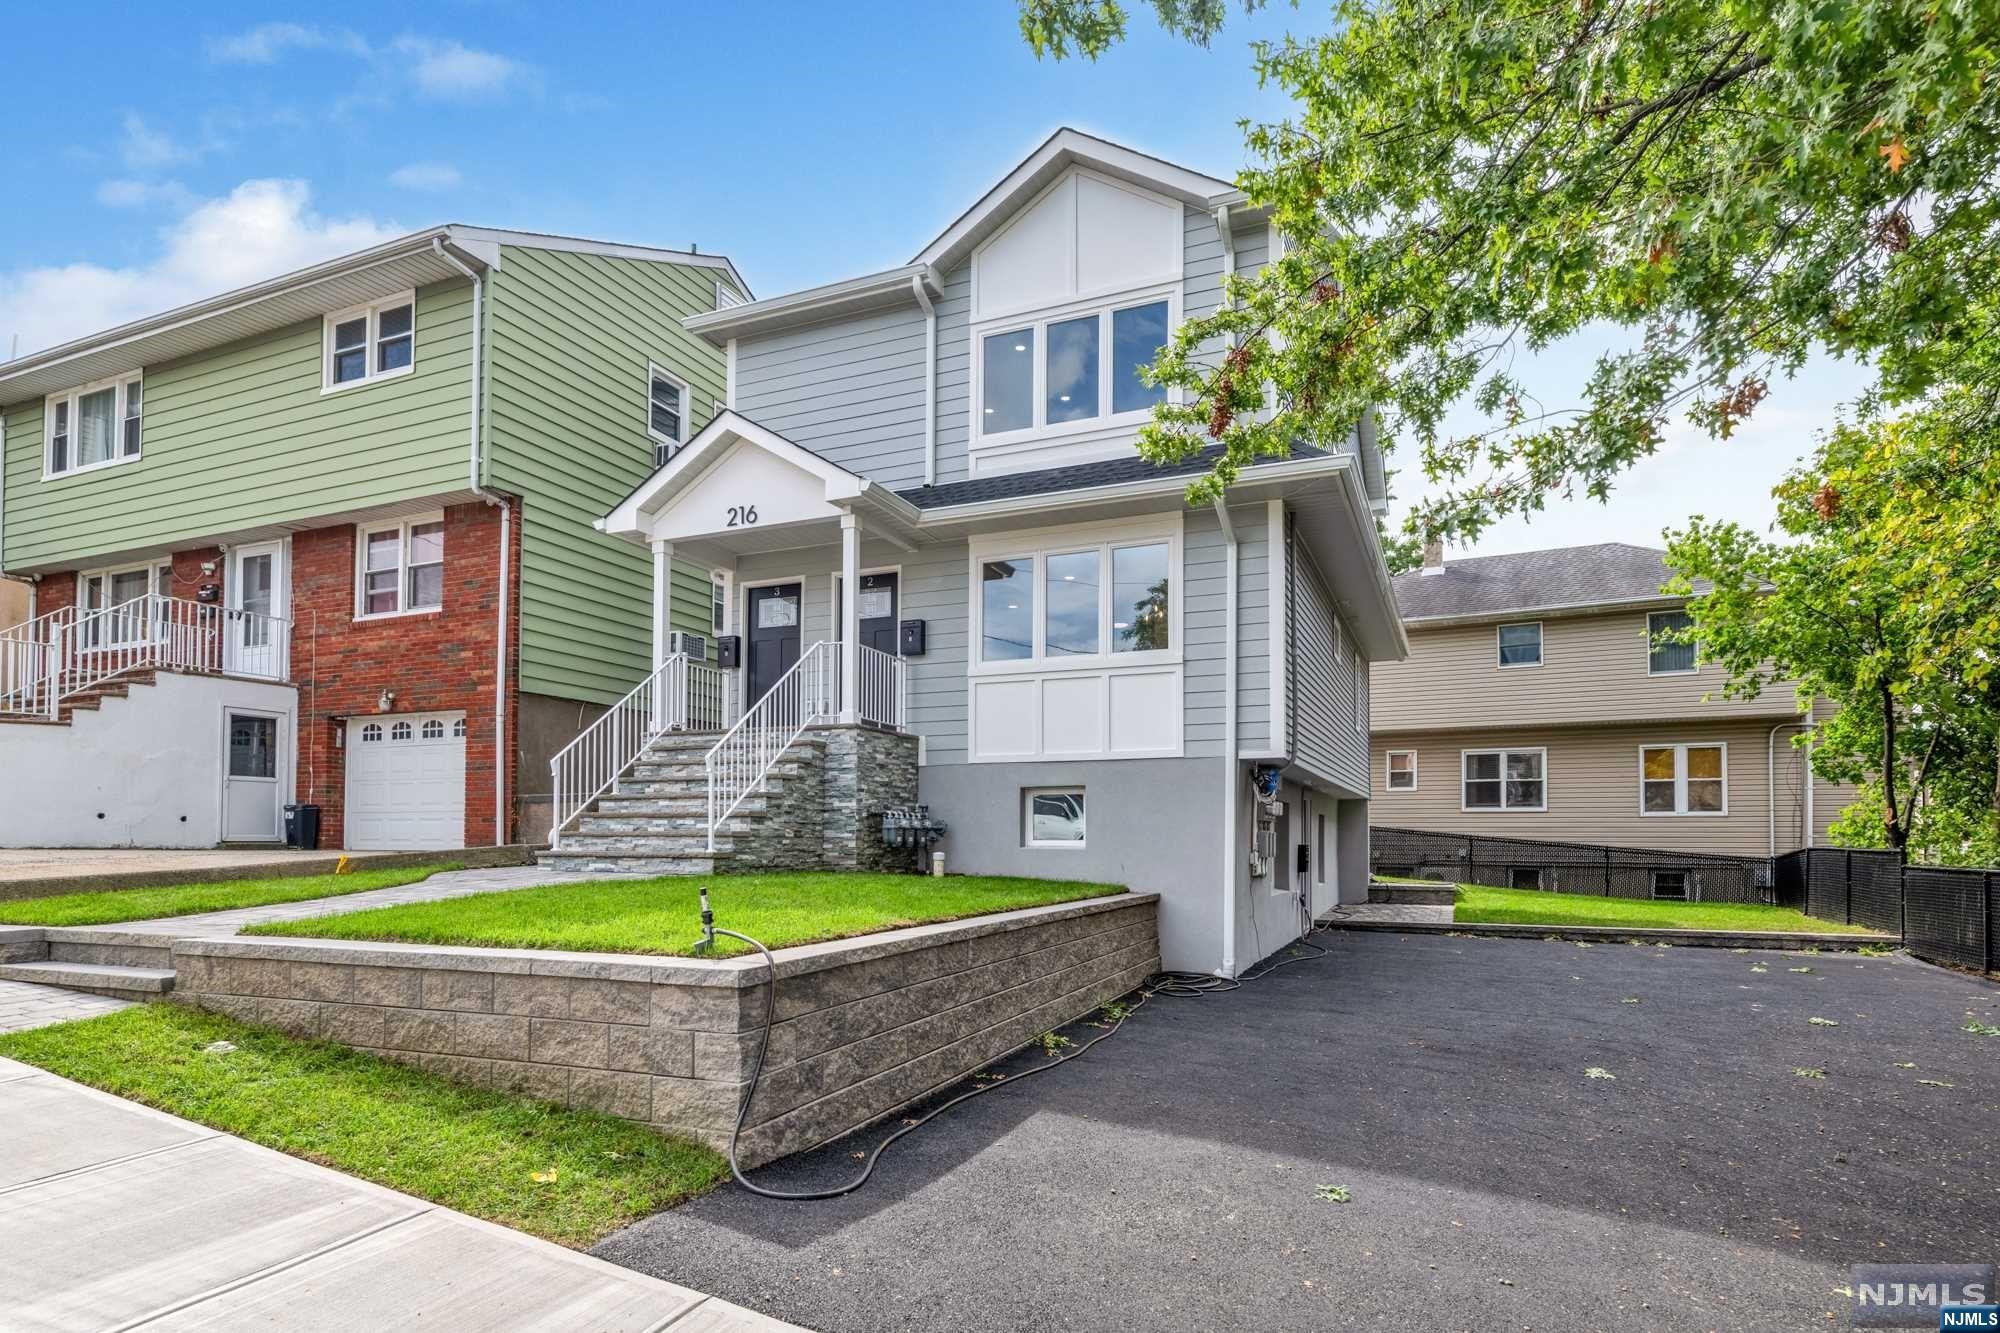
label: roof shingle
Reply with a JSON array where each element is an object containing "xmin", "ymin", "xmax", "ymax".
[{"xmin": 1391, "ymin": 542, "xmax": 1694, "ymax": 622}]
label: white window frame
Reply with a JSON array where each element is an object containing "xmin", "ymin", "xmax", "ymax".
[
  {"xmin": 321, "ymin": 290, "xmax": 416, "ymax": 394},
  {"xmin": 968, "ymin": 515, "xmax": 1183, "ymax": 676},
  {"xmin": 1460, "ymin": 746, "xmax": 1548, "ymax": 813},
  {"xmin": 969, "ymin": 283, "xmax": 1180, "ymax": 454},
  {"xmin": 1496, "ymin": 620, "xmax": 1544, "ymax": 669},
  {"xmin": 1637, "ymin": 741, "xmax": 1729, "ymax": 817},
  {"xmin": 1646, "ymin": 609, "xmax": 1699, "ymax": 676},
  {"xmin": 1023, "ymin": 787, "xmax": 1087, "ymax": 849},
  {"xmin": 353, "ymin": 512, "xmax": 445, "ymax": 621},
  {"xmin": 77, "ymin": 559, "xmax": 174, "ymax": 648},
  {"xmin": 43, "ymin": 372, "xmax": 144, "ymax": 480},
  {"xmin": 646, "ymin": 361, "xmax": 690, "ymax": 451},
  {"xmin": 1385, "ymin": 749, "xmax": 1418, "ymax": 792}
]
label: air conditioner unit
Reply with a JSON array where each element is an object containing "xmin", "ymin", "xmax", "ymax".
[{"xmin": 668, "ymin": 631, "xmax": 709, "ymax": 661}]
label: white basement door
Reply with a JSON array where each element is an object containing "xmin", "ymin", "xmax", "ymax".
[{"xmin": 344, "ymin": 712, "xmax": 466, "ymax": 850}]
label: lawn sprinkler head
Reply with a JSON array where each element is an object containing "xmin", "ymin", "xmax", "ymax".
[{"xmin": 692, "ymin": 885, "xmax": 717, "ymax": 955}]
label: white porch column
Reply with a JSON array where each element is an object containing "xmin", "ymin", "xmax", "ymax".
[
  {"xmin": 650, "ymin": 539, "xmax": 674, "ymax": 669},
  {"xmin": 839, "ymin": 511, "xmax": 861, "ymax": 724}
]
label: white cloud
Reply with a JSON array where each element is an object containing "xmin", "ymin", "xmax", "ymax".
[
  {"xmin": 207, "ymin": 23, "xmax": 369, "ymax": 64},
  {"xmin": 95, "ymin": 179, "xmax": 196, "ymax": 210},
  {"xmin": 0, "ymin": 180, "xmax": 400, "ymax": 357},
  {"xmin": 391, "ymin": 36, "xmax": 528, "ymax": 100},
  {"xmin": 119, "ymin": 114, "xmax": 196, "ymax": 170},
  {"xmin": 387, "ymin": 162, "xmax": 464, "ymax": 191}
]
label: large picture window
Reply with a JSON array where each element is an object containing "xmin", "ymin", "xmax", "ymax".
[
  {"xmin": 1640, "ymin": 743, "xmax": 1726, "ymax": 815},
  {"xmin": 356, "ymin": 515, "xmax": 445, "ymax": 618},
  {"xmin": 1463, "ymin": 748, "xmax": 1546, "ymax": 811},
  {"xmin": 45, "ymin": 374, "xmax": 143, "ymax": 478},
  {"xmin": 974, "ymin": 529, "xmax": 1176, "ymax": 667},
  {"xmin": 323, "ymin": 292, "xmax": 415, "ymax": 392},
  {"xmin": 978, "ymin": 293, "xmax": 1172, "ymax": 441}
]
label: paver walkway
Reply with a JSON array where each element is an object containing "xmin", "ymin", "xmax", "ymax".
[
  {"xmin": 0, "ymin": 1055, "xmax": 804, "ymax": 1332},
  {"xmin": 0, "ymin": 979, "xmax": 132, "ymax": 1034},
  {"xmin": 68, "ymin": 865, "xmax": 613, "ymax": 939},
  {"xmin": 1319, "ymin": 901, "xmax": 1454, "ymax": 925}
]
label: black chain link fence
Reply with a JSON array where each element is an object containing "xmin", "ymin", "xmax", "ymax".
[
  {"xmin": 1373, "ymin": 828, "xmax": 1999, "ymax": 976},
  {"xmin": 1369, "ymin": 826, "xmax": 1774, "ymax": 904}
]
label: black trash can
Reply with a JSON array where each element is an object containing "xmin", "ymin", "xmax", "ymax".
[{"xmin": 284, "ymin": 803, "xmax": 322, "ymax": 850}]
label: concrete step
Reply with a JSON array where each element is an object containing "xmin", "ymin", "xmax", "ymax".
[
  {"xmin": 0, "ymin": 960, "xmax": 176, "ymax": 1000},
  {"xmin": 44, "ymin": 933, "xmax": 176, "ymax": 969},
  {"xmin": 536, "ymin": 849, "xmax": 730, "ymax": 876}
]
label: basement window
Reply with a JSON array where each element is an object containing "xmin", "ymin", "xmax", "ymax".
[
  {"xmin": 1024, "ymin": 788, "xmax": 1085, "ymax": 848},
  {"xmin": 323, "ymin": 292, "xmax": 416, "ymax": 392},
  {"xmin": 1650, "ymin": 869, "xmax": 1690, "ymax": 901},
  {"xmin": 355, "ymin": 514, "xmax": 445, "ymax": 618}
]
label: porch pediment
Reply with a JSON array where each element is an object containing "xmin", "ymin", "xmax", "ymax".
[{"xmin": 599, "ymin": 410, "xmax": 908, "ymax": 550}]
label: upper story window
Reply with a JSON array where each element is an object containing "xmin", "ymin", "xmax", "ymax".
[
  {"xmin": 978, "ymin": 294, "xmax": 1172, "ymax": 442},
  {"xmin": 1647, "ymin": 609, "xmax": 1697, "ymax": 674},
  {"xmin": 1497, "ymin": 621, "xmax": 1543, "ymax": 668},
  {"xmin": 648, "ymin": 364, "xmax": 688, "ymax": 460},
  {"xmin": 974, "ymin": 523, "xmax": 1178, "ymax": 669},
  {"xmin": 324, "ymin": 292, "xmax": 415, "ymax": 393},
  {"xmin": 45, "ymin": 373, "xmax": 143, "ymax": 478},
  {"xmin": 355, "ymin": 514, "xmax": 444, "ymax": 618}
]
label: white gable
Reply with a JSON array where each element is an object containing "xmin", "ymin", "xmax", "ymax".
[
  {"xmin": 651, "ymin": 440, "xmax": 844, "ymax": 544},
  {"xmin": 972, "ymin": 168, "xmax": 1183, "ymax": 321}
]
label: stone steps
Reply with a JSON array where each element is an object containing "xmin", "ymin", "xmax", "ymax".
[
  {"xmin": 0, "ymin": 959, "xmax": 176, "ymax": 1001},
  {"xmin": 552, "ymin": 829, "xmax": 733, "ymax": 856},
  {"xmin": 44, "ymin": 931, "xmax": 175, "ymax": 970},
  {"xmin": 535, "ymin": 848, "xmax": 732, "ymax": 876}
]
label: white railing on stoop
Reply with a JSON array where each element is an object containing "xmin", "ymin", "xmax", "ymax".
[
  {"xmin": 548, "ymin": 652, "xmax": 728, "ymax": 845},
  {"xmin": 704, "ymin": 639, "xmax": 840, "ymax": 850},
  {"xmin": 0, "ymin": 594, "xmax": 289, "ymax": 719}
]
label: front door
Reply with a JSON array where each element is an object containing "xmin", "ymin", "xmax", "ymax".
[
  {"xmin": 745, "ymin": 582, "xmax": 802, "ymax": 707},
  {"xmin": 839, "ymin": 572, "xmax": 899, "ymax": 656},
  {"xmin": 222, "ymin": 710, "xmax": 282, "ymax": 841},
  {"xmin": 226, "ymin": 541, "xmax": 286, "ymax": 678}
]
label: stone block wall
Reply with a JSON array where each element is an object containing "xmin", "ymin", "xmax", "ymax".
[
  {"xmin": 817, "ymin": 725, "xmax": 920, "ymax": 872},
  {"xmin": 169, "ymin": 892, "xmax": 1156, "ymax": 1167}
]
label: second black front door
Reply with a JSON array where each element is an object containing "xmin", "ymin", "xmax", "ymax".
[
  {"xmin": 746, "ymin": 582, "xmax": 802, "ymax": 706},
  {"xmin": 839, "ymin": 571, "xmax": 899, "ymax": 656}
]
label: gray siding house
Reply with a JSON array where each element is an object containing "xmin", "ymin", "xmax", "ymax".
[{"xmin": 559, "ymin": 131, "xmax": 1407, "ymax": 976}]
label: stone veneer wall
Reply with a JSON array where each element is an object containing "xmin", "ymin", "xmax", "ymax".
[
  {"xmin": 169, "ymin": 892, "xmax": 1157, "ymax": 1167},
  {"xmin": 818, "ymin": 725, "xmax": 920, "ymax": 872}
]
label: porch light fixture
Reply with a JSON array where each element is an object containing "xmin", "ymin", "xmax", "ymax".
[{"xmin": 377, "ymin": 688, "xmax": 395, "ymax": 712}]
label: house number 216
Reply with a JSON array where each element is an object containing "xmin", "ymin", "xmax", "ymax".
[{"xmin": 726, "ymin": 505, "xmax": 758, "ymax": 528}]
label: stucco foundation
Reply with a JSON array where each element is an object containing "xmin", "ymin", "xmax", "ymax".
[{"xmin": 169, "ymin": 892, "xmax": 1157, "ymax": 1166}]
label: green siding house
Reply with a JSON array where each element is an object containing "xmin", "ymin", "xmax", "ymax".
[{"xmin": 0, "ymin": 226, "xmax": 746, "ymax": 850}]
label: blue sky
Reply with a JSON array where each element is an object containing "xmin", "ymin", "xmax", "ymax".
[{"xmin": 1, "ymin": 2, "xmax": 1854, "ymax": 555}]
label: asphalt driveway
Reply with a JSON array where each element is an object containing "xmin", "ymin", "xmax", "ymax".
[{"xmin": 597, "ymin": 931, "xmax": 2000, "ymax": 1332}]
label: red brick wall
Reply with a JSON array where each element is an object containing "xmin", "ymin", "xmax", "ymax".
[
  {"xmin": 290, "ymin": 498, "xmax": 520, "ymax": 849},
  {"xmin": 34, "ymin": 571, "xmax": 75, "ymax": 616}
]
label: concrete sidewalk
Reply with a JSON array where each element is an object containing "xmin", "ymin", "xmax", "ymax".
[{"xmin": 0, "ymin": 1056, "xmax": 804, "ymax": 1332}]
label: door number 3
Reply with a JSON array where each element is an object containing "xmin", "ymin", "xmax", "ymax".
[{"xmin": 726, "ymin": 505, "xmax": 758, "ymax": 528}]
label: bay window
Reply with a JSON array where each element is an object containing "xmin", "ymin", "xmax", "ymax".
[
  {"xmin": 1463, "ymin": 748, "xmax": 1546, "ymax": 811},
  {"xmin": 978, "ymin": 293, "xmax": 1172, "ymax": 441},
  {"xmin": 45, "ymin": 374, "xmax": 143, "ymax": 477},
  {"xmin": 324, "ymin": 292, "xmax": 416, "ymax": 392},
  {"xmin": 1640, "ymin": 743, "xmax": 1726, "ymax": 815},
  {"xmin": 356, "ymin": 515, "xmax": 445, "ymax": 618}
]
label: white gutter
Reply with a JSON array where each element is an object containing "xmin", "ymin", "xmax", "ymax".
[
  {"xmin": 1214, "ymin": 499, "xmax": 1240, "ymax": 979},
  {"xmin": 431, "ymin": 238, "xmax": 510, "ymax": 846},
  {"xmin": 910, "ymin": 275, "xmax": 937, "ymax": 487}
]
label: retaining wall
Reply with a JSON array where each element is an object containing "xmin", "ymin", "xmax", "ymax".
[{"xmin": 169, "ymin": 892, "xmax": 1157, "ymax": 1166}]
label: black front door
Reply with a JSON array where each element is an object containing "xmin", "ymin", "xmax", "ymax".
[
  {"xmin": 844, "ymin": 572, "xmax": 899, "ymax": 655},
  {"xmin": 746, "ymin": 582, "xmax": 802, "ymax": 706}
]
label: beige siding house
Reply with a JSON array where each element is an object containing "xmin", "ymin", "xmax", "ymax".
[
  {"xmin": 1370, "ymin": 543, "xmax": 1852, "ymax": 859},
  {"xmin": 0, "ymin": 579, "xmax": 25, "ymax": 632}
]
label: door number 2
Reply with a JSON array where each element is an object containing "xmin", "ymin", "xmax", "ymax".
[{"xmin": 726, "ymin": 505, "xmax": 758, "ymax": 528}]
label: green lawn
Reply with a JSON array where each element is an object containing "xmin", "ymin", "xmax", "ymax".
[
  {"xmin": 1454, "ymin": 884, "xmax": 1881, "ymax": 934},
  {"xmin": 0, "ymin": 1004, "xmax": 725, "ymax": 1247},
  {"xmin": 0, "ymin": 863, "xmax": 464, "ymax": 928},
  {"xmin": 245, "ymin": 872, "xmax": 1125, "ymax": 957}
]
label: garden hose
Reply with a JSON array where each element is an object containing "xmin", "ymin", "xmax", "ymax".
[{"xmin": 694, "ymin": 888, "xmax": 1330, "ymax": 1202}]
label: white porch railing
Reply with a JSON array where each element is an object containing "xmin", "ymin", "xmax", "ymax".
[
  {"xmin": 853, "ymin": 642, "xmax": 907, "ymax": 731},
  {"xmin": 705, "ymin": 639, "xmax": 840, "ymax": 849},
  {"xmin": 0, "ymin": 594, "xmax": 289, "ymax": 719},
  {"xmin": 549, "ymin": 652, "xmax": 729, "ymax": 843}
]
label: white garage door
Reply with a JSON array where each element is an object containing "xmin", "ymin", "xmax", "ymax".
[{"xmin": 345, "ymin": 712, "xmax": 466, "ymax": 850}]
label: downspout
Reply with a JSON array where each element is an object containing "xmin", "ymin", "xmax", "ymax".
[
  {"xmin": 1214, "ymin": 499, "xmax": 1239, "ymax": 979},
  {"xmin": 1767, "ymin": 722, "xmax": 1790, "ymax": 857},
  {"xmin": 910, "ymin": 275, "xmax": 937, "ymax": 487},
  {"xmin": 432, "ymin": 237, "xmax": 510, "ymax": 846}
]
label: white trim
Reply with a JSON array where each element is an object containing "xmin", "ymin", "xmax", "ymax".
[
  {"xmin": 42, "ymin": 371, "xmax": 144, "ymax": 480},
  {"xmin": 321, "ymin": 290, "xmax": 416, "ymax": 395},
  {"xmin": 1495, "ymin": 620, "xmax": 1544, "ymax": 669},
  {"xmin": 1022, "ymin": 786, "xmax": 1088, "ymax": 849},
  {"xmin": 352, "ymin": 510, "xmax": 446, "ymax": 621},
  {"xmin": 968, "ymin": 283, "xmax": 1180, "ymax": 455},
  {"xmin": 1637, "ymin": 740, "xmax": 1730, "ymax": 817},
  {"xmin": 724, "ymin": 339, "xmax": 738, "ymax": 409},
  {"xmin": 1267, "ymin": 499, "xmax": 1287, "ymax": 753},
  {"xmin": 1384, "ymin": 749, "xmax": 1417, "ymax": 792},
  {"xmin": 684, "ymin": 265, "xmax": 935, "ymax": 343},
  {"xmin": 1646, "ymin": 608, "xmax": 1700, "ymax": 675},
  {"xmin": 1460, "ymin": 746, "xmax": 1548, "ymax": 813},
  {"xmin": 646, "ymin": 362, "xmax": 691, "ymax": 450},
  {"xmin": 967, "ymin": 513, "xmax": 1183, "ymax": 675}
]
